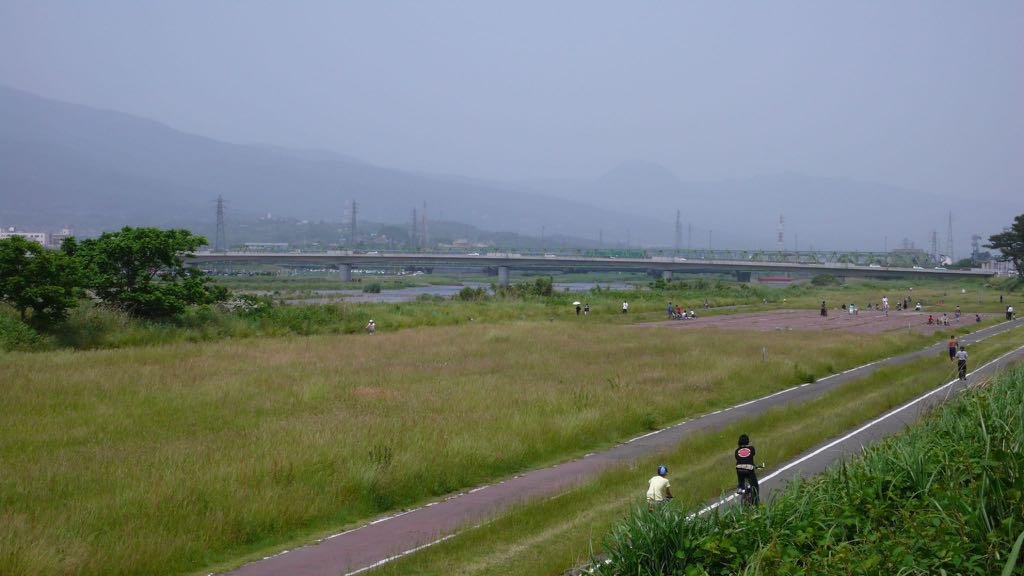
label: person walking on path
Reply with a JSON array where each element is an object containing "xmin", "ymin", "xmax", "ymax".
[
  {"xmin": 646, "ymin": 465, "xmax": 673, "ymax": 509},
  {"xmin": 575, "ymin": 304, "xmax": 581, "ymax": 316},
  {"xmin": 954, "ymin": 305, "xmax": 961, "ymax": 322},
  {"xmin": 948, "ymin": 335, "xmax": 958, "ymax": 361},
  {"xmin": 583, "ymin": 303, "xmax": 590, "ymax": 315},
  {"xmin": 820, "ymin": 300, "xmax": 828, "ymax": 317},
  {"xmin": 882, "ymin": 296, "xmax": 889, "ymax": 317},
  {"xmin": 956, "ymin": 346, "xmax": 968, "ymax": 380},
  {"xmin": 622, "ymin": 301, "xmax": 629, "ymax": 314}
]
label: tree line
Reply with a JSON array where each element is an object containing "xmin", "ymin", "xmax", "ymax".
[{"xmin": 0, "ymin": 227, "xmax": 226, "ymax": 328}]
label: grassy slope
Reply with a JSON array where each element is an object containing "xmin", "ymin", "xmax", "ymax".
[
  {"xmin": 371, "ymin": 326, "xmax": 1024, "ymax": 576},
  {"xmin": 1, "ymin": 322, "xmax": 924, "ymax": 576}
]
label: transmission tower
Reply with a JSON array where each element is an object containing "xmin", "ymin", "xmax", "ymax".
[
  {"xmin": 945, "ymin": 211, "xmax": 954, "ymax": 260},
  {"xmin": 420, "ymin": 202, "xmax": 428, "ymax": 248},
  {"xmin": 348, "ymin": 200, "xmax": 358, "ymax": 246},
  {"xmin": 930, "ymin": 230, "xmax": 939, "ymax": 258},
  {"xmin": 214, "ymin": 195, "xmax": 226, "ymax": 252},
  {"xmin": 674, "ymin": 209, "xmax": 681, "ymax": 256},
  {"xmin": 776, "ymin": 214, "xmax": 785, "ymax": 252},
  {"xmin": 687, "ymin": 222, "xmax": 692, "ymax": 251},
  {"xmin": 410, "ymin": 208, "xmax": 419, "ymax": 251}
]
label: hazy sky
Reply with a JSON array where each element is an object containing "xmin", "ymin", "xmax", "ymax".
[{"xmin": 2, "ymin": 1, "xmax": 1022, "ymax": 201}]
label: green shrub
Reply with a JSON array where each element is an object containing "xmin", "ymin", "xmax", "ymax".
[
  {"xmin": 811, "ymin": 273, "xmax": 841, "ymax": 286},
  {"xmin": 363, "ymin": 282, "xmax": 382, "ymax": 293},
  {"xmin": 454, "ymin": 287, "xmax": 489, "ymax": 301},
  {"xmin": 0, "ymin": 314, "xmax": 48, "ymax": 351}
]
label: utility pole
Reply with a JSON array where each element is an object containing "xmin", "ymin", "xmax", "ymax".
[
  {"xmin": 687, "ymin": 222, "xmax": 692, "ymax": 251},
  {"xmin": 214, "ymin": 195, "xmax": 226, "ymax": 252},
  {"xmin": 674, "ymin": 210, "xmax": 682, "ymax": 256},
  {"xmin": 946, "ymin": 211, "xmax": 954, "ymax": 260}
]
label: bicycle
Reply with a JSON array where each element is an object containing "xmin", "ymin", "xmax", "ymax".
[{"xmin": 736, "ymin": 463, "xmax": 766, "ymax": 507}]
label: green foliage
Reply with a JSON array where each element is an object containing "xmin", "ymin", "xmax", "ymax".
[
  {"xmin": 986, "ymin": 213, "xmax": 1024, "ymax": 275},
  {"xmin": 0, "ymin": 236, "xmax": 81, "ymax": 326},
  {"xmin": 454, "ymin": 286, "xmax": 489, "ymax": 301},
  {"xmin": 75, "ymin": 227, "xmax": 228, "ymax": 319},
  {"xmin": 0, "ymin": 313, "xmax": 48, "ymax": 351},
  {"xmin": 496, "ymin": 276, "xmax": 554, "ymax": 298},
  {"xmin": 362, "ymin": 282, "xmax": 382, "ymax": 293},
  {"xmin": 811, "ymin": 273, "xmax": 841, "ymax": 286},
  {"xmin": 599, "ymin": 366, "xmax": 1024, "ymax": 576}
]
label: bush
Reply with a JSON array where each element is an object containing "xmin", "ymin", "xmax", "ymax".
[
  {"xmin": 0, "ymin": 314, "xmax": 48, "ymax": 351},
  {"xmin": 454, "ymin": 287, "xmax": 489, "ymax": 301},
  {"xmin": 363, "ymin": 282, "xmax": 383, "ymax": 293},
  {"xmin": 811, "ymin": 273, "xmax": 841, "ymax": 286}
]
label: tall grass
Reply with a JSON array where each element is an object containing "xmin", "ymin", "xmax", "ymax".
[
  {"xmin": 0, "ymin": 323, "xmax": 921, "ymax": 575},
  {"xmin": 598, "ymin": 365, "xmax": 1024, "ymax": 576}
]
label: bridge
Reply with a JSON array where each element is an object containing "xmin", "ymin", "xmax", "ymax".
[{"xmin": 187, "ymin": 251, "xmax": 992, "ymax": 285}]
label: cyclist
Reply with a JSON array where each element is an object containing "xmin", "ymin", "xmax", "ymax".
[
  {"xmin": 735, "ymin": 434, "xmax": 760, "ymax": 504},
  {"xmin": 646, "ymin": 465, "xmax": 673, "ymax": 508}
]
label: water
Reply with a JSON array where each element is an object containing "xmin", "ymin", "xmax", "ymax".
[{"xmin": 282, "ymin": 281, "xmax": 635, "ymax": 305}]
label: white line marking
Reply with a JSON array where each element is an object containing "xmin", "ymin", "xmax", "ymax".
[
  {"xmin": 342, "ymin": 534, "xmax": 457, "ymax": 576},
  {"xmin": 686, "ymin": 342, "xmax": 1024, "ymax": 520}
]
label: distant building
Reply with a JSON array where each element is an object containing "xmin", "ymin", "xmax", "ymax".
[
  {"xmin": 48, "ymin": 228, "xmax": 74, "ymax": 248},
  {"xmin": 980, "ymin": 260, "xmax": 1019, "ymax": 277},
  {"xmin": 0, "ymin": 227, "xmax": 47, "ymax": 246}
]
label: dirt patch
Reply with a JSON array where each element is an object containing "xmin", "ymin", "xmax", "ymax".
[{"xmin": 642, "ymin": 309, "xmax": 983, "ymax": 335}]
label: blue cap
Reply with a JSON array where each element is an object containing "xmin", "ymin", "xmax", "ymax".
[{"xmin": 657, "ymin": 465, "xmax": 668, "ymax": 475}]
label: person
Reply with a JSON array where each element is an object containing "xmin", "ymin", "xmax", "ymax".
[
  {"xmin": 689, "ymin": 309, "xmax": 697, "ymax": 319},
  {"xmin": 927, "ymin": 315, "xmax": 934, "ymax": 325},
  {"xmin": 646, "ymin": 465, "xmax": 673, "ymax": 508},
  {"xmin": 882, "ymin": 296, "xmax": 889, "ymax": 317},
  {"xmin": 975, "ymin": 313, "xmax": 982, "ymax": 323},
  {"xmin": 915, "ymin": 302, "xmax": 922, "ymax": 311},
  {"xmin": 903, "ymin": 297, "xmax": 909, "ymax": 310},
  {"xmin": 675, "ymin": 304, "xmax": 683, "ymax": 318},
  {"xmin": 703, "ymin": 298, "xmax": 709, "ymax": 309},
  {"xmin": 583, "ymin": 303, "xmax": 590, "ymax": 315},
  {"xmin": 942, "ymin": 313, "xmax": 949, "ymax": 326},
  {"xmin": 954, "ymin": 305, "xmax": 961, "ymax": 322},
  {"xmin": 622, "ymin": 301, "xmax": 629, "ymax": 314},
  {"xmin": 667, "ymin": 302, "xmax": 674, "ymax": 319},
  {"xmin": 956, "ymin": 346, "xmax": 968, "ymax": 380},
  {"xmin": 576, "ymin": 303, "xmax": 581, "ymax": 316},
  {"xmin": 1008, "ymin": 305, "xmax": 1015, "ymax": 321},
  {"xmin": 1000, "ymin": 294, "xmax": 1004, "ymax": 303},
  {"xmin": 365, "ymin": 319, "xmax": 376, "ymax": 334},
  {"xmin": 947, "ymin": 335, "xmax": 958, "ymax": 361},
  {"xmin": 735, "ymin": 434, "xmax": 759, "ymax": 504},
  {"xmin": 820, "ymin": 300, "xmax": 827, "ymax": 317}
]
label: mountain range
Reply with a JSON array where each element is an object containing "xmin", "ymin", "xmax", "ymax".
[{"xmin": 1, "ymin": 85, "xmax": 1008, "ymax": 253}]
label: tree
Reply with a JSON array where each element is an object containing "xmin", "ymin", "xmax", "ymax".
[
  {"xmin": 0, "ymin": 236, "xmax": 81, "ymax": 325},
  {"xmin": 986, "ymin": 214, "xmax": 1024, "ymax": 276},
  {"xmin": 76, "ymin": 227, "xmax": 228, "ymax": 319}
]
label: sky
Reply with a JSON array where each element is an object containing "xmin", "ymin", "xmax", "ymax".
[{"xmin": 1, "ymin": 1, "xmax": 1022, "ymax": 201}]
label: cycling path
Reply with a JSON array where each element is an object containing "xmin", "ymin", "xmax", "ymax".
[{"xmin": 222, "ymin": 318, "xmax": 1024, "ymax": 576}]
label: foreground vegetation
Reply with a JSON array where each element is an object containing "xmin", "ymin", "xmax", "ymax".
[
  {"xmin": 0, "ymin": 322, "xmax": 929, "ymax": 576},
  {"xmin": 599, "ymin": 365, "xmax": 1024, "ymax": 576},
  {"xmin": 371, "ymin": 327, "xmax": 1024, "ymax": 576}
]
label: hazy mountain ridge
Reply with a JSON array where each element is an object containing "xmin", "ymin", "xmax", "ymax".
[{"xmin": 0, "ymin": 85, "xmax": 665, "ymax": 243}]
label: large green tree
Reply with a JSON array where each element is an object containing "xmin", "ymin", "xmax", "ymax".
[
  {"xmin": 986, "ymin": 213, "xmax": 1024, "ymax": 276},
  {"xmin": 75, "ymin": 227, "xmax": 227, "ymax": 319},
  {"xmin": 0, "ymin": 236, "xmax": 81, "ymax": 325}
]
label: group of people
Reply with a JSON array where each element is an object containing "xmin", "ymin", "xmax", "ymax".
[
  {"xmin": 574, "ymin": 303, "xmax": 591, "ymax": 315},
  {"xmin": 667, "ymin": 302, "xmax": 697, "ymax": 320}
]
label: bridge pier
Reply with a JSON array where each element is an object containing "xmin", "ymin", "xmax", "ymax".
[
  {"xmin": 497, "ymin": 266, "xmax": 510, "ymax": 287},
  {"xmin": 735, "ymin": 271, "xmax": 752, "ymax": 282},
  {"xmin": 338, "ymin": 263, "xmax": 352, "ymax": 282},
  {"xmin": 661, "ymin": 270, "xmax": 672, "ymax": 281}
]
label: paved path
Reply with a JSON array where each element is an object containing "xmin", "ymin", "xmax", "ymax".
[{"xmin": 222, "ymin": 318, "xmax": 1024, "ymax": 576}]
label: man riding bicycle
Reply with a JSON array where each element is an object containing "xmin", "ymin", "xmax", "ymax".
[{"xmin": 735, "ymin": 434, "xmax": 760, "ymax": 504}]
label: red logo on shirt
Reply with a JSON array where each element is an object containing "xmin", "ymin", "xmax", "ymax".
[{"xmin": 737, "ymin": 447, "xmax": 752, "ymax": 458}]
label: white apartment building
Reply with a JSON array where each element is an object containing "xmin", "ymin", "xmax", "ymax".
[{"xmin": 0, "ymin": 227, "xmax": 47, "ymax": 246}]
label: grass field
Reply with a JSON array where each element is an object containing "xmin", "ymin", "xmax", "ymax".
[
  {"xmin": 370, "ymin": 326, "xmax": 1024, "ymax": 576},
  {"xmin": 0, "ymin": 321, "xmax": 931, "ymax": 576}
]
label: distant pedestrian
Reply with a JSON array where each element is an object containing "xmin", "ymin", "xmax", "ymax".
[
  {"xmin": 1008, "ymin": 305, "xmax": 1015, "ymax": 321},
  {"xmin": 954, "ymin": 305, "xmax": 961, "ymax": 322},
  {"xmin": 1000, "ymin": 294, "xmax": 1004, "ymax": 303},
  {"xmin": 820, "ymin": 300, "xmax": 827, "ymax": 317},
  {"xmin": 882, "ymin": 296, "xmax": 889, "ymax": 317},
  {"xmin": 975, "ymin": 313, "xmax": 982, "ymax": 323},
  {"xmin": 675, "ymin": 304, "xmax": 682, "ymax": 318},
  {"xmin": 667, "ymin": 302, "xmax": 674, "ymax": 318},
  {"xmin": 584, "ymin": 303, "xmax": 590, "ymax": 315},
  {"xmin": 576, "ymin": 304, "xmax": 581, "ymax": 316},
  {"xmin": 646, "ymin": 465, "xmax": 673, "ymax": 509},
  {"xmin": 622, "ymin": 301, "xmax": 629, "ymax": 314},
  {"xmin": 365, "ymin": 319, "xmax": 376, "ymax": 334},
  {"xmin": 915, "ymin": 302, "xmax": 922, "ymax": 311},
  {"xmin": 947, "ymin": 335, "xmax": 958, "ymax": 361},
  {"xmin": 956, "ymin": 346, "xmax": 968, "ymax": 380}
]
